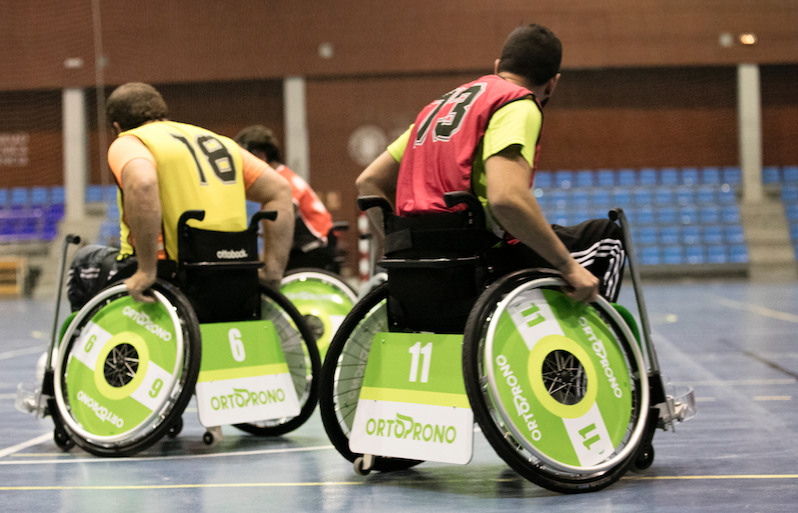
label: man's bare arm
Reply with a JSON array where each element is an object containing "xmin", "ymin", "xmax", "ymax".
[
  {"xmin": 356, "ymin": 149, "xmax": 400, "ymax": 241},
  {"xmin": 246, "ymin": 168, "xmax": 294, "ymax": 291},
  {"xmin": 485, "ymin": 146, "xmax": 599, "ymax": 302},
  {"xmin": 121, "ymin": 158, "xmax": 162, "ymax": 303}
]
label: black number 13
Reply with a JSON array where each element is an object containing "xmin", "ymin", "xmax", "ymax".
[{"xmin": 414, "ymin": 83, "xmax": 486, "ymax": 146}]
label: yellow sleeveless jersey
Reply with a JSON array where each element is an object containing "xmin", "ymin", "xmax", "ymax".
[{"xmin": 119, "ymin": 121, "xmax": 248, "ymax": 261}]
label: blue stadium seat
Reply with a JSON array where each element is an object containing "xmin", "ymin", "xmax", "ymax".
[
  {"xmin": 702, "ymin": 167, "xmax": 721, "ymax": 184},
  {"xmin": 654, "ymin": 187, "xmax": 672, "ymax": 205},
  {"xmin": 640, "ymin": 246, "xmax": 661, "ymax": 265},
  {"xmin": 50, "ymin": 186, "xmax": 65, "ymax": 205},
  {"xmin": 30, "ymin": 187, "xmax": 49, "ymax": 206},
  {"xmin": 680, "ymin": 206, "xmax": 698, "ymax": 225},
  {"xmin": 46, "ymin": 204, "xmax": 65, "ymax": 222},
  {"xmin": 618, "ymin": 169, "xmax": 636, "ymax": 187},
  {"xmin": 535, "ymin": 190, "xmax": 550, "ymax": 208},
  {"xmin": 681, "ymin": 167, "xmax": 699, "ymax": 186},
  {"xmin": 782, "ymin": 185, "xmax": 798, "ymax": 204},
  {"xmin": 762, "ymin": 166, "xmax": 780, "ymax": 184},
  {"xmin": 682, "ymin": 225, "xmax": 701, "ymax": 245},
  {"xmin": 555, "ymin": 170, "xmax": 573, "ymax": 189},
  {"xmin": 676, "ymin": 187, "xmax": 695, "ymax": 205},
  {"xmin": 662, "ymin": 245, "xmax": 683, "ymax": 265},
  {"xmin": 597, "ymin": 169, "xmax": 615, "ymax": 188},
  {"xmin": 700, "ymin": 206, "xmax": 720, "ymax": 224},
  {"xmin": 723, "ymin": 166, "xmax": 742, "ymax": 184},
  {"xmin": 639, "ymin": 227, "xmax": 657, "ymax": 245},
  {"xmin": 592, "ymin": 189, "xmax": 610, "ymax": 207},
  {"xmin": 725, "ymin": 225, "xmax": 745, "ymax": 244},
  {"xmin": 551, "ymin": 190, "xmax": 569, "ymax": 208},
  {"xmin": 790, "ymin": 224, "xmax": 798, "ymax": 241},
  {"xmin": 729, "ymin": 244, "xmax": 748, "ymax": 263},
  {"xmin": 660, "ymin": 225, "xmax": 680, "ymax": 245},
  {"xmin": 786, "ymin": 204, "xmax": 798, "ymax": 221},
  {"xmin": 573, "ymin": 209, "xmax": 592, "ymax": 224},
  {"xmin": 722, "ymin": 206, "xmax": 740, "ymax": 224},
  {"xmin": 703, "ymin": 225, "xmax": 723, "ymax": 245},
  {"xmin": 640, "ymin": 168, "xmax": 657, "ymax": 186},
  {"xmin": 697, "ymin": 187, "xmax": 716, "ymax": 204},
  {"xmin": 660, "ymin": 168, "xmax": 679, "ymax": 186},
  {"xmin": 0, "ymin": 188, "xmax": 7, "ymax": 206},
  {"xmin": 707, "ymin": 245, "xmax": 728, "ymax": 264},
  {"xmin": 718, "ymin": 185, "xmax": 736, "ymax": 204},
  {"xmin": 612, "ymin": 189, "xmax": 632, "ymax": 206},
  {"xmin": 634, "ymin": 189, "xmax": 652, "ymax": 207},
  {"xmin": 572, "ymin": 190, "xmax": 590, "ymax": 208},
  {"xmin": 685, "ymin": 245, "xmax": 704, "ymax": 264},
  {"xmin": 784, "ymin": 166, "xmax": 798, "ymax": 182},
  {"xmin": 593, "ymin": 207, "xmax": 611, "ymax": 220},
  {"xmin": 42, "ymin": 220, "xmax": 58, "ymax": 241},
  {"xmin": 86, "ymin": 185, "xmax": 105, "ymax": 202},
  {"xmin": 11, "ymin": 187, "xmax": 28, "ymax": 206},
  {"xmin": 576, "ymin": 170, "xmax": 594, "ymax": 188},
  {"xmin": 657, "ymin": 207, "xmax": 677, "ymax": 224},
  {"xmin": 535, "ymin": 171, "xmax": 552, "ymax": 189},
  {"xmin": 637, "ymin": 209, "xmax": 655, "ymax": 225},
  {"xmin": 629, "ymin": 227, "xmax": 641, "ymax": 245},
  {"xmin": 551, "ymin": 210, "xmax": 570, "ymax": 226}
]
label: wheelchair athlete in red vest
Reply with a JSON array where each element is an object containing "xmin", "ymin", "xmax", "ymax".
[{"xmin": 357, "ymin": 24, "xmax": 624, "ymax": 303}]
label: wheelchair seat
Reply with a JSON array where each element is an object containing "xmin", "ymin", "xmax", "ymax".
[{"xmin": 359, "ymin": 192, "xmax": 494, "ymax": 334}]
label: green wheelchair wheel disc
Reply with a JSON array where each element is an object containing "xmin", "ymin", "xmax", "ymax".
[
  {"xmin": 487, "ymin": 288, "xmax": 634, "ymax": 469},
  {"xmin": 280, "ymin": 273, "xmax": 355, "ymax": 358},
  {"xmin": 63, "ymin": 295, "xmax": 180, "ymax": 438}
]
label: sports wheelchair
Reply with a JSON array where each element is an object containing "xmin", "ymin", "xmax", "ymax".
[
  {"xmin": 318, "ymin": 192, "xmax": 695, "ymax": 494},
  {"xmin": 18, "ymin": 210, "xmax": 321, "ymax": 457},
  {"xmin": 280, "ymin": 222, "xmax": 358, "ymax": 359}
]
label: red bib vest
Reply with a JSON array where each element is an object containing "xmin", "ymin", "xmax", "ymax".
[{"xmin": 396, "ymin": 74, "xmax": 540, "ymax": 216}]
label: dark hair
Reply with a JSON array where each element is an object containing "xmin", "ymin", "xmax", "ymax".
[
  {"xmin": 106, "ymin": 82, "xmax": 169, "ymax": 131},
  {"xmin": 497, "ymin": 24, "xmax": 562, "ymax": 86},
  {"xmin": 234, "ymin": 125, "xmax": 282, "ymax": 163}
]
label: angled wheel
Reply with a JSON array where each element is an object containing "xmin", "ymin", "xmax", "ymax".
[
  {"xmin": 232, "ymin": 285, "xmax": 321, "ymax": 437},
  {"xmin": 319, "ymin": 282, "xmax": 422, "ymax": 472},
  {"xmin": 463, "ymin": 271, "xmax": 649, "ymax": 493},
  {"xmin": 280, "ymin": 268, "xmax": 357, "ymax": 359},
  {"xmin": 53, "ymin": 280, "xmax": 201, "ymax": 457}
]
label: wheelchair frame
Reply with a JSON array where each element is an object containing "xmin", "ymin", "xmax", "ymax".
[
  {"xmin": 20, "ymin": 210, "xmax": 321, "ymax": 456},
  {"xmin": 318, "ymin": 192, "xmax": 694, "ymax": 493}
]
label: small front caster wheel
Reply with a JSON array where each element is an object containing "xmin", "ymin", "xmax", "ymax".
[
  {"xmin": 202, "ymin": 431, "xmax": 215, "ymax": 445},
  {"xmin": 631, "ymin": 443, "xmax": 655, "ymax": 473},
  {"xmin": 54, "ymin": 428, "xmax": 74, "ymax": 451},
  {"xmin": 167, "ymin": 417, "xmax": 183, "ymax": 439},
  {"xmin": 353, "ymin": 456, "xmax": 372, "ymax": 476}
]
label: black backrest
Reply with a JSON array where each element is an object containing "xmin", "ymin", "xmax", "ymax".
[{"xmin": 359, "ymin": 193, "xmax": 494, "ymax": 334}]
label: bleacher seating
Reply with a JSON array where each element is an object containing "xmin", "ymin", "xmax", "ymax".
[{"xmin": 535, "ymin": 165, "xmax": 750, "ymax": 266}]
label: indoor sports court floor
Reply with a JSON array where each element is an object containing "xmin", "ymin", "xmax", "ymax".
[{"xmin": 2, "ymin": 278, "xmax": 798, "ymax": 512}]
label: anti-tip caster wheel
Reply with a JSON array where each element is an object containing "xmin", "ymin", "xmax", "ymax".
[
  {"xmin": 353, "ymin": 456, "xmax": 372, "ymax": 476},
  {"xmin": 54, "ymin": 428, "xmax": 74, "ymax": 451},
  {"xmin": 167, "ymin": 416, "xmax": 183, "ymax": 439},
  {"xmin": 630, "ymin": 443, "xmax": 655, "ymax": 474},
  {"xmin": 203, "ymin": 426, "xmax": 223, "ymax": 446}
]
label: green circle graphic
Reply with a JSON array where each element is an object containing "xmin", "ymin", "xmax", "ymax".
[
  {"xmin": 490, "ymin": 289, "xmax": 633, "ymax": 467},
  {"xmin": 281, "ymin": 278, "xmax": 354, "ymax": 356}
]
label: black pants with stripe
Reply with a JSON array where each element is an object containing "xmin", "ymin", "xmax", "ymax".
[{"xmin": 486, "ymin": 219, "xmax": 625, "ymax": 302}]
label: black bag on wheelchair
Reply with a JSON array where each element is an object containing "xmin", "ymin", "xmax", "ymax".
[
  {"xmin": 382, "ymin": 208, "xmax": 492, "ymax": 334},
  {"xmin": 66, "ymin": 245, "xmax": 137, "ymax": 312},
  {"xmin": 177, "ymin": 220, "xmax": 263, "ymax": 324}
]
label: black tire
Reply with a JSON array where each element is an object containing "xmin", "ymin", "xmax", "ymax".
[
  {"xmin": 232, "ymin": 285, "xmax": 321, "ymax": 437},
  {"xmin": 318, "ymin": 282, "xmax": 422, "ymax": 472},
  {"xmin": 166, "ymin": 416, "xmax": 183, "ymax": 439},
  {"xmin": 53, "ymin": 280, "xmax": 201, "ymax": 457},
  {"xmin": 463, "ymin": 271, "xmax": 647, "ymax": 493}
]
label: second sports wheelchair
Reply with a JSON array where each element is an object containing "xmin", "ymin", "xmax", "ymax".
[
  {"xmin": 319, "ymin": 192, "xmax": 695, "ymax": 494},
  {"xmin": 17, "ymin": 210, "xmax": 321, "ymax": 457}
]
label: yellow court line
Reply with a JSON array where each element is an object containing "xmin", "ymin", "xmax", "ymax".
[
  {"xmin": 714, "ymin": 296, "xmax": 798, "ymax": 323},
  {"xmin": 626, "ymin": 474, "xmax": 798, "ymax": 481},
  {"xmin": 0, "ymin": 482, "xmax": 362, "ymax": 491}
]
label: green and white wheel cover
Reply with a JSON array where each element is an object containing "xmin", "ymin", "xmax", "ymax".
[
  {"xmin": 280, "ymin": 272, "xmax": 356, "ymax": 358},
  {"xmin": 54, "ymin": 284, "xmax": 185, "ymax": 444},
  {"xmin": 485, "ymin": 278, "xmax": 648, "ymax": 473}
]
